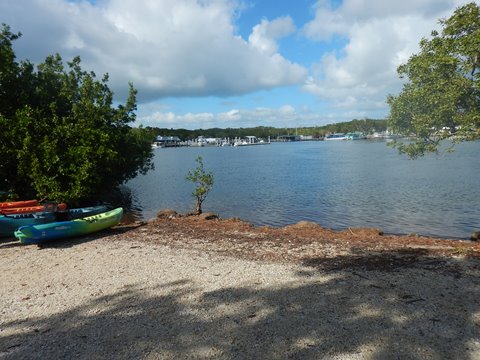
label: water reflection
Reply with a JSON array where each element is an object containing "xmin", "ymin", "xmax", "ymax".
[
  {"xmin": 124, "ymin": 141, "xmax": 480, "ymax": 239},
  {"xmin": 101, "ymin": 185, "xmax": 143, "ymax": 223}
]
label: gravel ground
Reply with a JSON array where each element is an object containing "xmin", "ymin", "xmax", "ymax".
[{"xmin": 1, "ymin": 223, "xmax": 480, "ymax": 359}]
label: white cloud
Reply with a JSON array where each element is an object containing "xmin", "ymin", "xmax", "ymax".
[
  {"xmin": 303, "ymin": 0, "xmax": 348, "ymax": 41},
  {"xmin": 142, "ymin": 111, "xmax": 216, "ymax": 128},
  {"xmin": 248, "ymin": 16, "xmax": 296, "ymax": 55},
  {"xmin": 2, "ymin": 0, "xmax": 472, "ymax": 128},
  {"xmin": 138, "ymin": 103, "xmax": 322, "ymax": 129},
  {"xmin": 302, "ymin": 0, "xmax": 472, "ymax": 118},
  {"xmin": 0, "ymin": 0, "xmax": 307, "ymax": 102}
]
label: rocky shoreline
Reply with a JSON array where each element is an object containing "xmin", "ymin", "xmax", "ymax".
[{"xmin": 1, "ymin": 210, "xmax": 479, "ymax": 359}]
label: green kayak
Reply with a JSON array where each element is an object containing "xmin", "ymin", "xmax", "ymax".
[
  {"xmin": 0, "ymin": 205, "xmax": 108, "ymax": 238},
  {"xmin": 15, "ymin": 207, "xmax": 123, "ymax": 244}
]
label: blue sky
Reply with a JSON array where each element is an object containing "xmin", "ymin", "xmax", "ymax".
[{"xmin": 0, "ymin": 0, "xmax": 472, "ymax": 129}]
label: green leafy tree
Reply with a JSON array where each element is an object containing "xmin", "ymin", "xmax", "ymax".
[
  {"xmin": 185, "ymin": 156, "xmax": 214, "ymax": 215},
  {"xmin": 0, "ymin": 24, "xmax": 153, "ymax": 202},
  {"xmin": 387, "ymin": 2, "xmax": 480, "ymax": 158}
]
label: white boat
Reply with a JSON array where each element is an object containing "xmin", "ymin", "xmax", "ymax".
[
  {"xmin": 233, "ymin": 136, "xmax": 270, "ymax": 146},
  {"xmin": 325, "ymin": 133, "xmax": 347, "ymax": 140},
  {"xmin": 345, "ymin": 132, "xmax": 366, "ymax": 140},
  {"xmin": 151, "ymin": 142, "xmax": 163, "ymax": 149}
]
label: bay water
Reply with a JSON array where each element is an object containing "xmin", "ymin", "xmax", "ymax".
[{"xmin": 124, "ymin": 141, "xmax": 480, "ymax": 239}]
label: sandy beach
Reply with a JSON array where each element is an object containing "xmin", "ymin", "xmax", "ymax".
[{"xmin": 1, "ymin": 214, "xmax": 480, "ymax": 359}]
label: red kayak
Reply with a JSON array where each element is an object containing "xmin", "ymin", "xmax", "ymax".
[
  {"xmin": 0, "ymin": 199, "xmax": 39, "ymax": 209},
  {"xmin": 1, "ymin": 203, "xmax": 67, "ymax": 215}
]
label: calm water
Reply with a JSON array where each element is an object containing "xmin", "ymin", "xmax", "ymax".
[{"xmin": 124, "ymin": 141, "xmax": 480, "ymax": 239}]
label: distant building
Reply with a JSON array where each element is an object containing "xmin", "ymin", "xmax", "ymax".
[
  {"xmin": 155, "ymin": 136, "xmax": 181, "ymax": 147},
  {"xmin": 299, "ymin": 135, "xmax": 314, "ymax": 140}
]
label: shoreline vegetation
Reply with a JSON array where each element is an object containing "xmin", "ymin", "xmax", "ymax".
[{"xmin": 126, "ymin": 209, "xmax": 480, "ymax": 263}]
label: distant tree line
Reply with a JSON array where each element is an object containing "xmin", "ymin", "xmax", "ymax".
[{"xmin": 146, "ymin": 118, "xmax": 387, "ymax": 141}]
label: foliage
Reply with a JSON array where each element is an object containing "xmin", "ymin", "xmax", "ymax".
[
  {"xmin": 315, "ymin": 118, "xmax": 387, "ymax": 136},
  {"xmin": 0, "ymin": 24, "xmax": 153, "ymax": 202},
  {"xmin": 185, "ymin": 156, "xmax": 214, "ymax": 215},
  {"xmin": 387, "ymin": 2, "xmax": 480, "ymax": 158},
  {"xmin": 146, "ymin": 118, "xmax": 387, "ymax": 141}
]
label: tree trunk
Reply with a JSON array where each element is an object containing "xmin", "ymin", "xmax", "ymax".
[{"xmin": 195, "ymin": 198, "xmax": 202, "ymax": 215}]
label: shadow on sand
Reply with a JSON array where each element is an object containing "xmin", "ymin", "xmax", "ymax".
[{"xmin": 1, "ymin": 251, "xmax": 479, "ymax": 359}]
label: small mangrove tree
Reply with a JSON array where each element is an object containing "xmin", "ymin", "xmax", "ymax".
[{"xmin": 186, "ymin": 156, "xmax": 214, "ymax": 215}]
